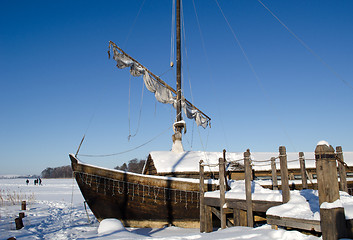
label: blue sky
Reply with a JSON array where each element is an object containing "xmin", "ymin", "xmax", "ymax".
[{"xmin": 1, "ymin": 0, "xmax": 352, "ymax": 175}]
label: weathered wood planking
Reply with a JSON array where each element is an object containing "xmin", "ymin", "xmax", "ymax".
[
  {"xmin": 299, "ymin": 152, "xmax": 308, "ymax": 189},
  {"xmin": 204, "ymin": 197, "xmax": 281, "ymax": 213},
  {"xmin": 270, "ymin": 157, "xmax": 278, "ymax": 190},
  {"xmin": 316, "ymin": 144, "xmax": 347, "ymax": 239},
  {"xmin": 219, "ymin": 157, "xmax": 226, "ymax": 229},
  {"xmin": 70, "ymin": 154, "xmax": 216, "ymax": 228},
  {"xmin": 267, "ymin": 215, "xmax": 321, "ymax": 232},
  {"xmin": 199, "ymin": 160, "xmax": 205, "ymax": 232},
  {"xmin": 337, "ymin": 146, "xmax": 348, "ymax": 192},
  {"xmin": 279, "ymin": 146, "xmax": 290, "ymax": 203},
  {"xmin": 244, "ymin": 150, "xmax": 253, "ymax": 227}
]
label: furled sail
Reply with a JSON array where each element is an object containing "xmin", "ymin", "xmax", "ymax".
[{"xmin": 108, "ymin": 41, "xmax": 210, "ymax": 128}]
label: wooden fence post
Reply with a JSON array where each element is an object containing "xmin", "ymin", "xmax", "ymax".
[
  {"xmin": 271, "ymin": 157, "xmax": 278, "ymax": 190},
  {"xmin": 21, "ymin": 201, "xmax": 26, "ymax": 211},
  {"xmin": 299, "ymin": 152, "xmax": 308, "ymax": 189},
  {"xmin": 205, "ymin": 205, "xmax": 213, "ymax": 233},
  {"xmin": 336, "ymin": 146, "xmax": 348, "ymax": 193},
  {"xmin": 316, "ymin": 142, "xmax": 347, "ymax": 240},
  {"xmin": 244, "ymin": 149, "xmax": 253, "ymax": 227},
  {"xmin": 199, "ymin": 160, "xmax": 205, "ymax": 233},
  {"xmin": 219, "ymin": 157, "xmax": 226, "ymax": 229},
  {"xmin": 279, "ymin": 146, "xmax": 290, "ymax": 203},
  {"xmin": 223, "ymin": 149, "xmax": 231, "ymax": 190},
  {"xmin": 15, "ymin": 217, "xmax": 24, "ymax": 230},
  {"xmin": 199, "ymin": 159, "xmax": 212, "ymax": 233}
]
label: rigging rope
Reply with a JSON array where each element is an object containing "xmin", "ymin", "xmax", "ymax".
[
  {"xmin": 128, "ymin": 74, "xmax": 132, "ymax": 139},
  {"xmin": 83, "ymin": 201, "xmax": 91, "ymax": 223},
  {"xmin": 171, "ymin": 0, "xmax": 215, "ymax": 174},
  {"xmin": 251, "ymin": 158, "xmax": 274, "ymax": 163},
  {"xmin": 181, "ymin": 0, "xmax": 185, "ymax": 100},
  {"xmin": 128, "ymin": 75, "xmax": 145, "ymax": 141},
  {"xmin": 170, "ymin": 0, "xmax": 176, "ymax": 67},
  {"xmin": 78, "ymin": 125, "xmax": 172, "ymax": 157},
  {"xmin": 215, "ymin": 0, "xmax": 297, "ymax": 152},
  {"xmin": 257, "ymin": 0, "xmax": 353, "ymax": 91},
  {"xmin": 192, "ymin": 0, "xmax": 228, "ymax": 150},
  {"xmin": 252, "ymin": 162, "xmax": 272, "ymax": 167},
  {"xmin": 181, "ymin": 0, "xmax": 196, "ymax": 150},
  {"xmin": 158, "ymin": 67, "xmax": 173, "ymax": 78},
  {"xmin": 123, "ymin": 0, "xmax": 146, "ymax": 48}
]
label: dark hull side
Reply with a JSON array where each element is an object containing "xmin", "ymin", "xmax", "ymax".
[{"xmin": 70, "ymin": 154, "xmax": 209, "ymax": 228}]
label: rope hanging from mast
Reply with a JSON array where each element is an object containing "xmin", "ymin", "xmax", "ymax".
[
  {"xmin": 257, "ymin": 0, "xmax": 353, "ymax": 91},
  {"xmin": 78, "ymin": 125, "xmax": 172, "ymax": 157},
  {"xmin": 127, "ymin": 74, "xmax": 145, "ymax": 141}
]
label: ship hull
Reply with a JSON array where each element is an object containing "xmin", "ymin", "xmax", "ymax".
[{"xmin": 70, "ymin": 154, "xmax": 207, "ymax": 228}]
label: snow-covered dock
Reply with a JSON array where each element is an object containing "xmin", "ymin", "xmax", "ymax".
[{"xmin": 199, "ymin": 143, "xmax": 353, "ymax": 240}]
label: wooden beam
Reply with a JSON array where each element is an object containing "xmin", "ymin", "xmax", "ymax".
[
  {"xmin": 244, "ymin": 150, "xmax": 253, "ymax": 227},
  {"xmin": 205, "ymin": 205, "xmax": 213, "ymax": 233},
  {"xmin": 271, "ymin": 157, "xmax": 278, "ymax": 190},
  {"xmin": 211, "ymin": 207, "xmax": 233, "ymax": 227},
  {"xmin": 219, "ymin": 157, "xmax": 226, "ymax": 229},
  {"xmin": 204, "ymin": 197, "xmax": 281, "ymax": 212},
  {"xmin": 199, "ymin": 160, "xmax": 205, "ymax": 232},
  {"xmin": 299, "ymin": 152, "xmax": 308, "ymax": 189},
  {"xmin": 336, "ymin": 146, "xmax": 348, "ymax": 193},
  {"xmin": 279, "ymin": 146, "xmax": 290, "ymax": 203},
  {"xmin": 267, "ymin": 215, "xmax": 321, "ymax": 232},
  {"xmin": 316, "ymin": 143, "xmax": 347, "ymax": 239}
]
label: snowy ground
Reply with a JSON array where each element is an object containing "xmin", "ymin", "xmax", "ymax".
[{"xmin": 0, "ymin": 178, "xmax": 321, "ymax": 239}]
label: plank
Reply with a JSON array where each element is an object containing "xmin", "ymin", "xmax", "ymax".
[
  {"xmin": 267, "ymin": 215, "xmax": 321, "ymax": 232},
  {"xmin": 211, "ymin": 207, "xmax": 233, "ymax": 227},
  {"xmin": 204, "ymin": 197, "xmax": 282, "ymax": 213}
]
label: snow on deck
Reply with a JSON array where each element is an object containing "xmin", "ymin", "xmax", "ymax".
[
  {"xmin": 204, "ymin": 179, "xmax": 353, "ymax": 221},
  {"xmin": 267, "ymin": 190, "xmax": 353, "ymax": 220},
  {"xmin": 205, "ymin": 180, "xmax": 283, "ymax": 202},
  {"xmin": 150, "ymin": 151, "xmax": 353, "ymax": 173},
  {"xmin": 150, "ymin": 151, "xmax": 243, "ymax": 173}
]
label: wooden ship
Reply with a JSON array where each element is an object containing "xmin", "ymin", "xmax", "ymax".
[
  {"xmin": 70, "ymin": 0, "xmax": 220, "ymax": 228},
  {"xmin": 70, "ymin": 153, "xmax": 205, "ymax": 228}
]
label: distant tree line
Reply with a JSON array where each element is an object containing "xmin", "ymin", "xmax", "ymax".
[
  {"xmin": 115, "ymin": 158, "xmax": 146, "ymax": 173},
  {"xmin": 41, "ymin": 158, "xmax": 145, "ymax": 178},
  {"xmin": 41, "ymin": 165, "xmax": 73, "ymax": 178}
]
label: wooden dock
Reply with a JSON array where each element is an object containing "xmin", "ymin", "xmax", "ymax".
[
  {"xmin": 199, "ymin": 149, "xmax": 287, "ymax": 232},
  {"xmin": 203, "ymin": 196, "xmax": 282, "ymax": 229},
  {"xmin": 199, "ymin": 145, "xmax": 353, "ymax": 240}
]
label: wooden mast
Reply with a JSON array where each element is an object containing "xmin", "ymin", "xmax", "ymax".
[
  {"xmin": 176, "ymin": 0, "xmax": 182, "ymax": 125},
  {"xmin": 172, "ymin": 0, "xmax": 184, "ymax": 152}
]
